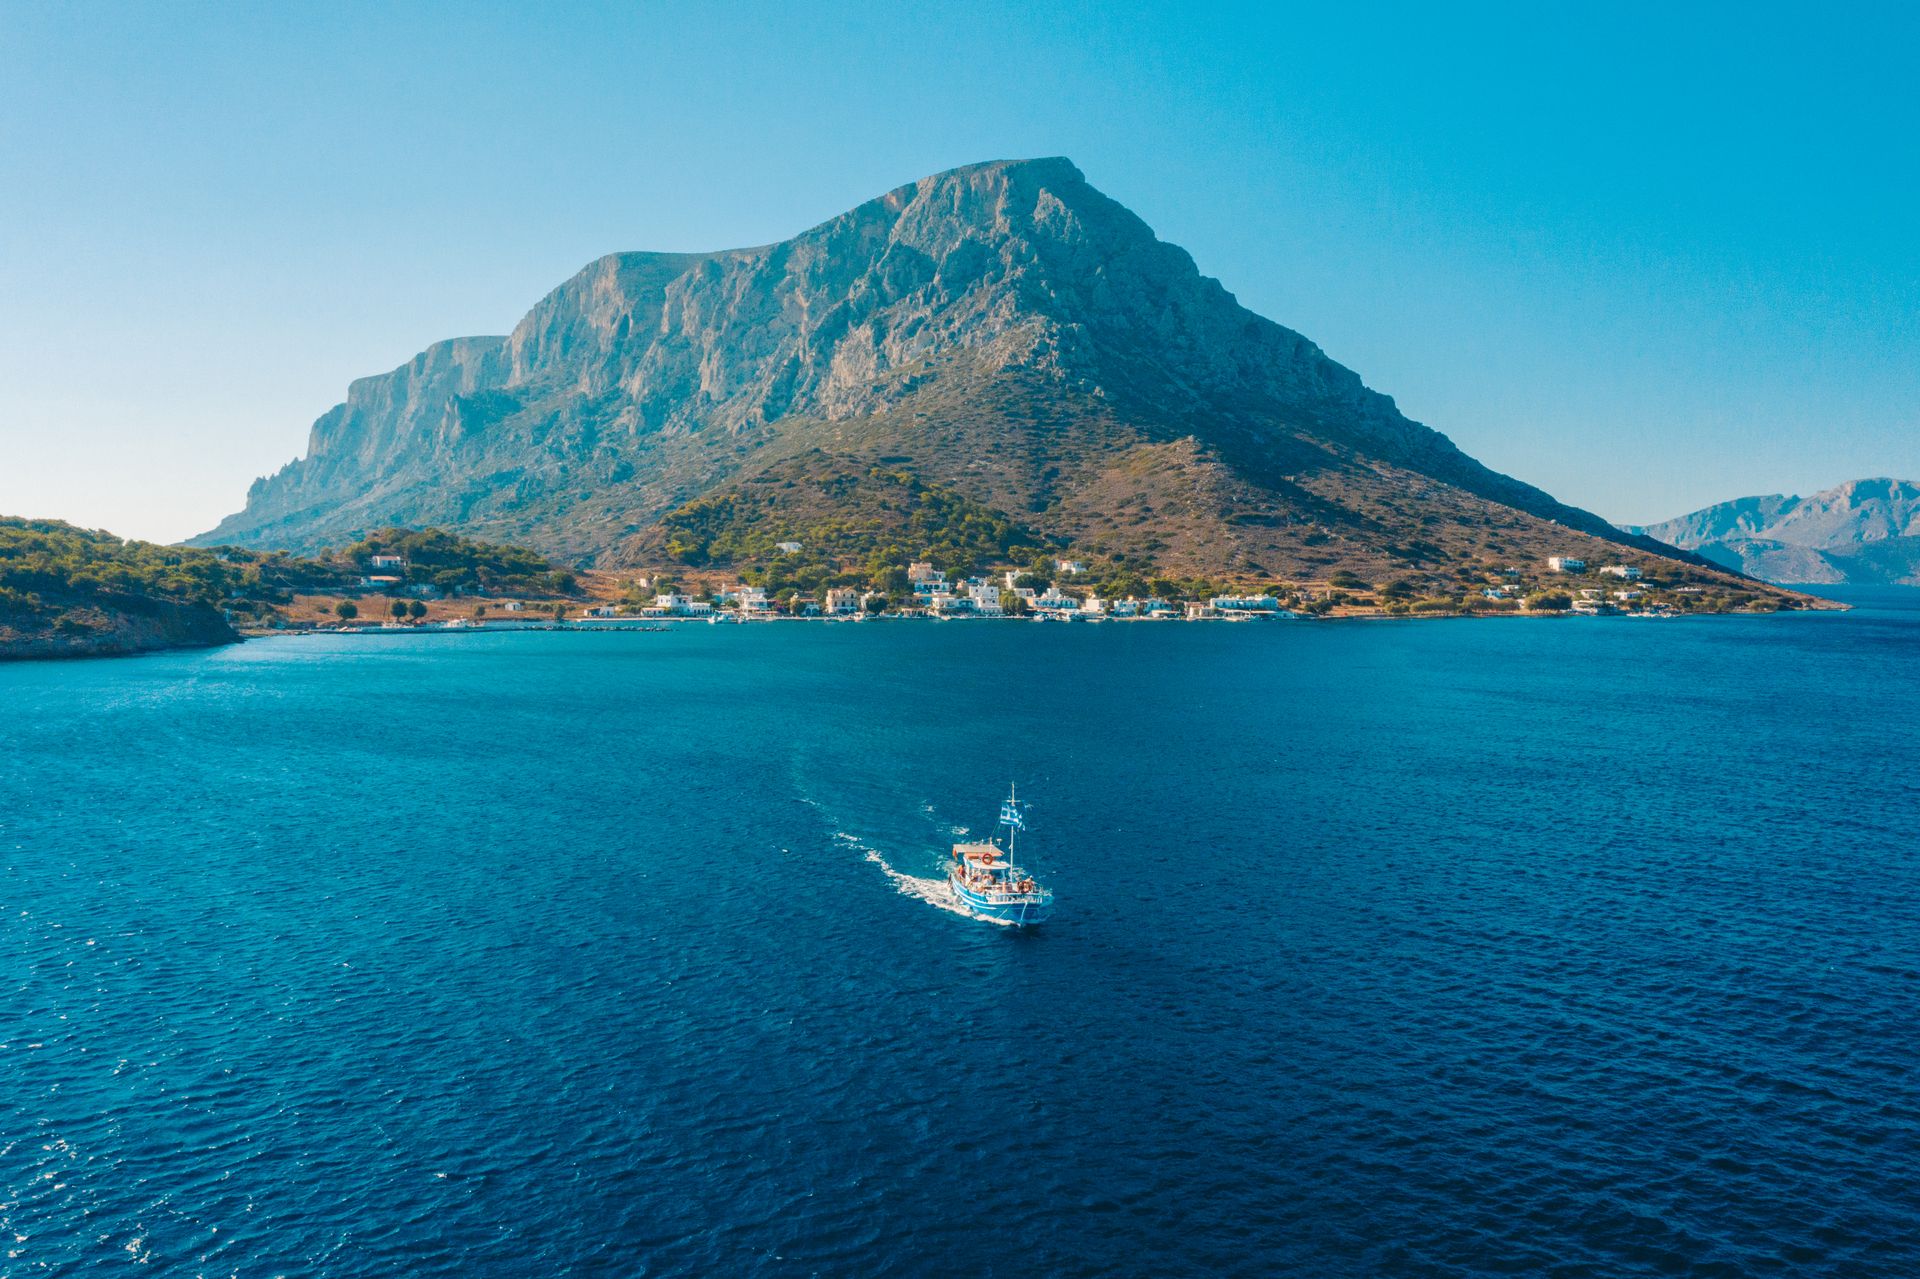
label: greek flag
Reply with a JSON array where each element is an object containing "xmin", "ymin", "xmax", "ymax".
[{"xmin": 1000, "ymin": 803, "xmax": 1025, "ymax": 830}]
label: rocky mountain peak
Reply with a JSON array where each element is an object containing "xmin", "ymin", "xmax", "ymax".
[{"xmin": 195, "ymin": 159, "xmax": 1699, "ymax": 582}]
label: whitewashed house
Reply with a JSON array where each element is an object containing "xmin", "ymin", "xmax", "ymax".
[
  {"xmin": 1210, "ymin": 594, "xmax": 1281, "ymax": 613},
  {"xmin": 1548, "ymin": 557, "xmax": 1588, "ymax": 573},
  {"xmin": 649, "ymin": 592, "xmax": 713, "ymax": 617},
  {"xmin": 1034, "ymin": 585, "xmax": 1077, "ymax": 612},
  {"xmin": 1599, "ymin": 565, "xmax": 1642, "ymax": 580}
]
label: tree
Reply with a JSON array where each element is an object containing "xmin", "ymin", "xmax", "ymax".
[
  {"xmin": 1328, "ymin": 571, "xmax": 1369, "ymax": 590},
  {"xmin": 1000, "ymin": 590, "xmax": 1030, "ymax": 616},
  {"xmin": 335, "ymin": 600, "xmax": 358, "ymax": 621},
  {"xmin": 863, "ymin": 593, "xmax": 887, "ymax": 615},
  {"xmin": 550, "ymin": 602, "xmax": 567, "ymax": 619},
  {"xmin": 390, "ymin": 600, "xmax": 409, "ymax": 620},
  {"xmin": 409, "ymin": 600, "xmax": 427, "ymax": 620},
  {"xmin": 471, "ymin": 603, "xmax": 487, "ymax": 619}
]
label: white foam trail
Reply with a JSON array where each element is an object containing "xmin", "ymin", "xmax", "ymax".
[{"xmin": 832, "ymin": 831, "xmax": 1013, "ymax": 925}]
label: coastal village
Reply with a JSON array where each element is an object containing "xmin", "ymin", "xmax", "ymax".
[{"xmin": 275, "ymin": 534, "xmax": 1751, "ymax": 637}]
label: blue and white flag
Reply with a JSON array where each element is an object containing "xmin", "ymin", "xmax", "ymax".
[{"xmin": 1000, "ymin": 803, "xmax": 1025, "ymax": 830}]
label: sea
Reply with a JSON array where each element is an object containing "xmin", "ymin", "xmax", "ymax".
[{"xmin": 5, "ymin": 591, "xmax": 1918, "ymax": 1277}]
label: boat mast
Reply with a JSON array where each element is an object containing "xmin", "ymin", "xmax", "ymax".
[{"xmin": 1004, "ymin": 782, "xmax": 1019, "ymax": 874}]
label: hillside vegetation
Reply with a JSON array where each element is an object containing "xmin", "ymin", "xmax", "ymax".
[{"xmin": 0, "ymin": 519, "xmax": 578, "ymax": 659}]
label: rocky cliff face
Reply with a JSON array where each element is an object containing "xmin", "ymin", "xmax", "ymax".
[
  {"xmin": 1640, "ymin": 479, "xmax": 1920, "ymax": 585},
  {"xmin": 197, "ymin": 157, "xmax": 1705, "ymax": 580}
]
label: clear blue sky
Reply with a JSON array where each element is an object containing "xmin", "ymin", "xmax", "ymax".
[{"xmin": 2, "ymin": 1, "xmax": 1913, "ymax": 543}]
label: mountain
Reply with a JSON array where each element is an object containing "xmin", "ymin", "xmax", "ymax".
[
  {"xmin": 195, "ymin": 157, "xmax": 1746, "ymax": 590},
  {"xmin": 1637, "ymin": 478, "xmax": 1920, "ymax": 585}
]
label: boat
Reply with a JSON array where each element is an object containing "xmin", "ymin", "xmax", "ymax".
[{"xmin": 948, "ymin": 785, "xmax": 1054, "ymax": 926}]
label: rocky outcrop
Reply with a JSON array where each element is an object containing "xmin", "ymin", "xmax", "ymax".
[
  {"xmin": 1639, "ymin": 479, "xmax": 1920, "ymax": 584},
  {"xmin": 0, "ymin": 594, "xmax": 239, "ymax": 661},
  {"xmin": 196, "ymin": 158, "xmax": 1708, "ymax": 579}
]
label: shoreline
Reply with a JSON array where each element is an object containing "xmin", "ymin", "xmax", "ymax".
[{"xmin": 0, "ymin": 601, "xmax": 1861, "ymax": 664}]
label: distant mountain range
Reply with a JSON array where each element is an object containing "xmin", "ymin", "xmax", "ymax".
[
  {"xmin": 195, "ymin": 157, "xmax": 1752, "ymax": 591},
  {"xmin": 1634, "ymin": 478, "xmax": 1920, "ymax": 585}
]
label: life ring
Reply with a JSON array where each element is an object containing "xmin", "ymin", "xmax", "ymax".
[{"xmin": 981, "ymin": 851, "xmax": 996, "ymax": 864}]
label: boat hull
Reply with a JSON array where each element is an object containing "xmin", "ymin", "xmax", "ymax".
[{"xmin": 948, "ymin": 874, "xmax": 1054, "ymax": 926}]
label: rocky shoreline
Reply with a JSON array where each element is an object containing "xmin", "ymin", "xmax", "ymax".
[{"xmin": 0, "ymin": 596, "xmax": 239, "ymax": 662}]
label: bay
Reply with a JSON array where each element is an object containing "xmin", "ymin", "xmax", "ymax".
[{"xmin": 5, "ymin": 598, "xmax": 1918, "ymax": 1276}]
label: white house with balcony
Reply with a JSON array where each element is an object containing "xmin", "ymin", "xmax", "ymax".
[
  {"xmin": 1548, "ymin": 557, "xmax": 1588, "ymax": 573},
  {"xmin": 824, "ymin": 587, "xmax": 861, "ymax": 615},
  {"xmin": 966, "ymin": 581, "xmax": 1004, "ymax": 616},
  {"xmin": 369, "ymin": 553, "xmax": 405, "ymax": 570},
  {"xmin": 1035, "ymin": 586, "xmax": 1080, "ymax": 614},
  {"xmin": 731, "ymin": 584, "xmax": 771, "ymax": 614},
  {"xmin": 1599, "ymin": 564, "xmax": 1642, "ymax": 580}
]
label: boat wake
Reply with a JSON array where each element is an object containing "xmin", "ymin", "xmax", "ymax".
[{"xmin": 830, "ymin": 830, "xmax": 1014, "ymax": 926}]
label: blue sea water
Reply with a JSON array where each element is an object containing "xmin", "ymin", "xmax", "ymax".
[{"xmin": 5, "ymin": 596, "xmax": 1919, "ymax": 1277}]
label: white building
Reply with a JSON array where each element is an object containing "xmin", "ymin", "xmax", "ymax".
[
  {"xmin": 824, "ymin": 587, "xmax": 861, "ymax": 615},
  {"xmin": 370, "ymin": 553, "xmax": 405, "ymax": 570},
  {"xmin": 502, "ymin": 600, "xmax": 524, "ymax": 612},
  {"xmin": 775, "ymin": 541, "xmax": 803, "ymax": 555},
  {"xmin": 1210, "ymin": 594, "xmax": 1281, "ymax": 613},
  {"xmin": 1110, "ymin": 597, "xmax": 1141, "ymax": 617},
  {"xmin": 1056, "ymin": 559, "xmax": 1086, "ymax": 575},
  {"xmin": 649, "ymin": 592, "xmax": 713, "ymax": 616},
  {"xmin": 582, "ymin": 604, "xmax": 617, "ymax": 618},
  {"xmin": 734, "ymin": 585, "xmax": 771, "ymax": 614},
  {"xmin": 1034, "ymin": 586, "xmax": 1079, "ymax": 614},
  {"xmin": 1078, "ymin": 595, "xmax": 1107, "ymax": 616},
  {"xmin": 1548, "ymin": 557, "xmax": 1588, "ymax": 573},
  {"xmin": 966, "ymin": 581, "xmax": 1004, "ymax": 616},
  {"xmin": 1599, "ymin": 565, "xmax": 1642, "ymax": 580}
]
